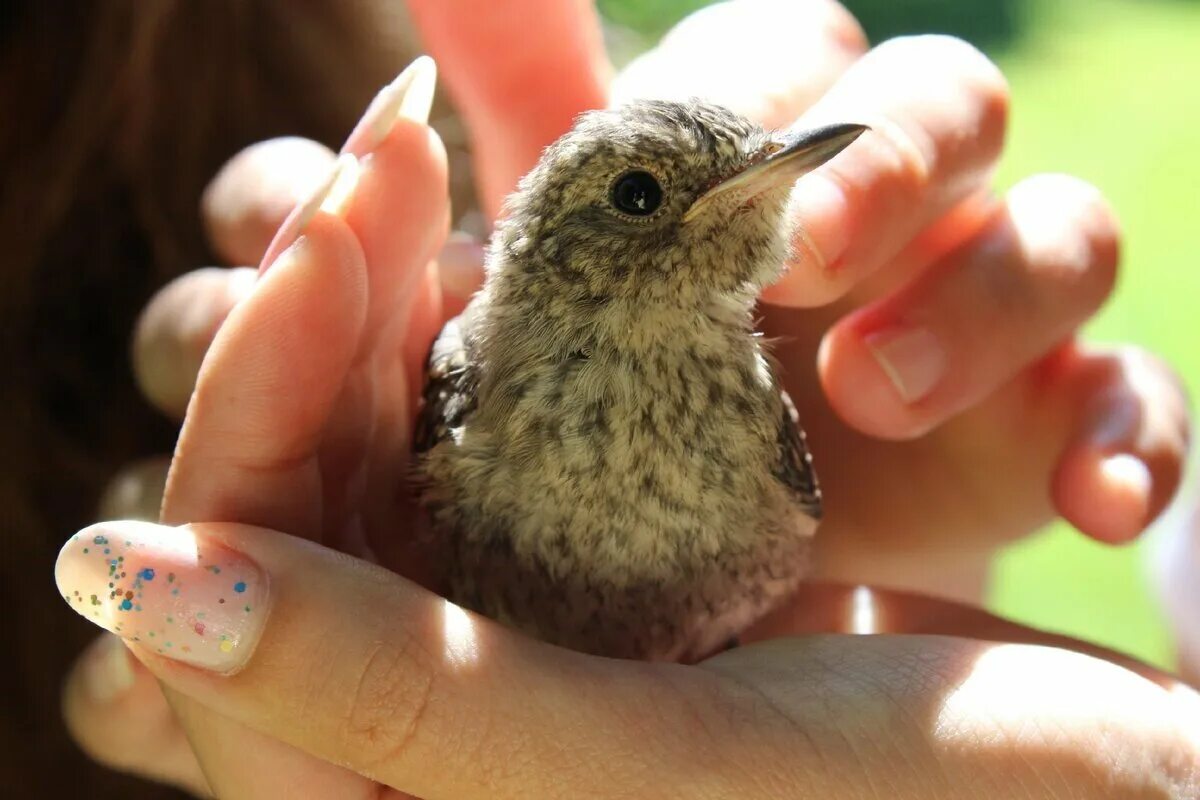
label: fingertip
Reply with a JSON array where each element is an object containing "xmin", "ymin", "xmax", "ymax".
[
  {"xmin": 1006, "ymin": 174, "xmax": 1121, "ymax": 305},
  {"xmin": 63, "ymin": 635, "xmax": 210, "ymax": 794},
  {"xmin": 818, "ymin": 323, "xmax": 934, "ymax": 440},
  {"xmin": 167, "ymin": 215, "xmax": 368, "ymax": 529},
  {"xmin": 764, "ymin": 174, "xmax": 855, "ymax": 308},
  {"xmin": 1052, "ymin": 346, "xmax": 1190, "ymax": 544},
  {"xmin": 133, "ymin": 267, "xmax": 257, "ymax": 419},
  {"xmin": 1054, "ymin": 448, "xmax": 1151, "ymax": 544},
  {"xmin": 202, "ymin": 138, "xmax": 337, "ymax": 266},
  {"xmin": 96, "ymin": 456, "xmax": 171, "ymax": 521}
]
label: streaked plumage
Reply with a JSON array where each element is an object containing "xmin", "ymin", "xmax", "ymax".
[{"xmin": 414, "ymin": 100, "xmax": 865, "ymax": 660}]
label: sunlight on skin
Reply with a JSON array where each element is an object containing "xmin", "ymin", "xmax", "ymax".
[
  {"xmin": 933, "ymin": 644, "xmax": 1200, "ymax": 754},
  {"xmin": 851, "ymin": 584, "xmax": 879, "ymax": 634},
  {"xmin": 1170, "ymin": 683, "xmax": 1200, "ymax": 749},
  {"xmin": 441, "ymin": 599, "xmax": 481, "ymax": 671}
]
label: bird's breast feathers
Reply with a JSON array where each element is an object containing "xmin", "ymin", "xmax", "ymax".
[{"xmin": 417, "ymin": 309, "xmax": 817, "ymax": 585}]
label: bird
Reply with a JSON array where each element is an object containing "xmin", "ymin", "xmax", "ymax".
[{"xmin": 414, "ymin": 99, "xmax": 867, "ymax": 661}]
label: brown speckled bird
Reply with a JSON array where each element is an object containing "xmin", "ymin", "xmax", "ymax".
[{"xmin": 415, "ymin": 100, "xmax": 866, "ymax": 661}]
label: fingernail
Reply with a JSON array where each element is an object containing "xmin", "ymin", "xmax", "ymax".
[
  {"xmin": 788, "ymin": 171, "xmax": 851, "ymax": 274},
  {"xmin": 865, "ymin": 325, "xmax": 946, "ymax": 403},
  {"xmin": 438, "ymin": 232, "xmax": 486, "ymax": 300},
  {"xmin": 359, "ymin": 55, "xmax": 437, "ymax": 151},
  {"xmin": 82, "ymin": 635, "xmax": 135, "ymax": 703},
  {"xmin": 56, "ymin": 522, "xmax": 269, "ymax": 674},
  {"xmin": 262, "ymin": 154, "xmax": 360, "ymax": 271},
  {"xmin": 295, "ymin": 153, "xmax": 361, "ymax": 233}
]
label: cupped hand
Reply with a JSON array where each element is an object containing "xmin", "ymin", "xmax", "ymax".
[
  {"xmin": 606, "ymin": 0, "xmax": 1190, "ymax": 594},
  {"xmin": 68, "ymin": 0, "xmax": 1192, "ymax": 796},
  {"xmin": 59, "ymin": 518, "xmax": 1200, "ymax": 799},
  {"xmin": 118, "ymin": 0, "xmax": 1189, "ymax": 598}
]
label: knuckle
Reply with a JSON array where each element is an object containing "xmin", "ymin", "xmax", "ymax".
[
  {"xmin": 883, "ymin": 33, "xmax": 1005, "ymax": 89},
  {"xmin": 790, "ymin": 0, "xmax": 869, "ymax": 57},
  {"xmin": 1009, "ymin": 174, "xmax": 1120, "ymax": 313},
  {"xmin": 871, "ymin": 35, "xmax": 1010, "ymax": 166},
  {"xmin": 334, "ymin": 636, "xmax": 439, "ymax": 773},
  {"xmin": 819, "ymin": 0, "xmax": 870, "ymax": 56}
]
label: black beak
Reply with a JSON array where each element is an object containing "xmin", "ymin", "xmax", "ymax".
[{"xmin": 684, "ymin": 123, "xmax": 869, "ymax": 222}]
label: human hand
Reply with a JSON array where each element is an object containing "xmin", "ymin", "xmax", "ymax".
[
  {"xmin": 114, "ymin": 0, "xmax": 1191, "ymax": 602},
  {"xmin": 66, "ymin": 0, "xmax": 1191, "ymax": 795},
  {"xmin": 600, "ymin": 0, "xmax": 1191, "ymax": 597},
  {"xmin": 69, "ymin": 1, "xmax": 606, "ymax": 790},
  {"xmin": 57, "ymin": 518, "xmax": 1200, "ymax": 798}
]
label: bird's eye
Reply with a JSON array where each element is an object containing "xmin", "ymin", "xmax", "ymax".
[{"xmin": 610, "ymin": 170, "xmax": 663, "ymax": 217}]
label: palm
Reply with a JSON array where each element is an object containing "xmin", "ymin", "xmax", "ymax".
[{"xmin": 765, "ymin": 301, "xmax": 1059, "ymax": 591}]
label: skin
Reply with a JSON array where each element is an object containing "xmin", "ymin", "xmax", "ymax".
[{"xmin": 61, "ymin": 0, "xmax": 1194, "ymax": 797}]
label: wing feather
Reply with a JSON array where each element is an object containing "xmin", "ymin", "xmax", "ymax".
[
  {"xmin": 413, "ymin": 315, "xmax": 478, "ymax": 455},
  {"xmin": 775, "ymin": 389, "xmax": 822, "ymax": 519}
]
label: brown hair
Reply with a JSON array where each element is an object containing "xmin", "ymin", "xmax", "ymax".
[{"xmin": 0, "ymin": 2, "xmax": 469, "ymax": 794}]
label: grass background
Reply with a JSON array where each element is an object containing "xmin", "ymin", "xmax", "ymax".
[{"xmin": 598, "ymin": 0, "xmax": 1200, "ymax": 669}]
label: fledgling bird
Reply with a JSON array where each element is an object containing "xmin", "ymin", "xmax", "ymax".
[{"xmin": 415, "ymin": 100, "xmax": 866, "ymax": 661}]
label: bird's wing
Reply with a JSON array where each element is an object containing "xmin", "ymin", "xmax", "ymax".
[
  {"xmin": 413, "ymin": 313, "xmax": 479, "ymax": 455},
  {"xmin": 776, "ymin": 389, "xmax": 823, "ymax": 519}
]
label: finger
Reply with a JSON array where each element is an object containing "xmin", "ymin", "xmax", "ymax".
[
  {"xmin": 821, "ymin": 174, "xmax": 1119, "ymax": 440},
  {"xmin": 62, "ymin": 634, "xmax": 210, "ymax": 796},
  {"xmin": 611, "ymin": 0, "xmax": 867, "ymax": 128},
  {"xmin": 164, "ymin": 198, "xmax": 368, "ymax": 537},
  {"xmin": 162, "ymin": 696, "xmax": 388, "ymax": 800},
  {"xmin": 437, "ymin": 232, "xmax": 486, "ymax": 318},
  {"xmin": 133, "ymin": 267, "xmax": 256, "ymax": 419},
  {"xmin": 59, "ymin": 521, "xmax": 721, "ymax": 799},
  {"xmin": 202, "ymin": 137, "xmax": 336, "ymax": 266},
  {"xmin": 703, "ymin": 635, "xmax": 1200, "ymax": 797},
  {"xmin": 326, "ymin": 57, "xmax": 450, "ymax": 346},
  {"xmin": 1051, "ymin": 344, "xmax": 1190, "ymax": 543},
  {"xmin": 763, "ymin": 35, "xmax": 1010, "ymax": 307},
  {"xmin": 743, "ymin": 583, "xmax": 1182, "ymax": 688},
  {"xmin": 163, "ymin": 73, "xmax": 449, "ymax": 800},
  {"xmin": 167, "ymin": 67, "xmax": 451, "ymax": 532},
  {"xmin": 97, "ymin": 456, "xmax": 171, "ymax": 521},
  {"xmin": 58, "ymin": 520, "xmax": 1200, "ymax": 799},
  {"xmin": 407, "ymin": 0, "xmax": 610, "ymax": 218}
]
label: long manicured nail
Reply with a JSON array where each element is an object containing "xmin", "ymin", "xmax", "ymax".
[
  {"xmin": 358, "ymin": 55, "xmax": 438, "ymax": 151},
  {"xmin": 295, "ymin": 154, "xmax": 361, "ymax": 233},
  {"xmin": 261, "ymin": 154, "xmax": 360, "ymax": 270},
  {"xmin": 865, "ymin": 325, "xmax": 946, "ymax": 403},
  {"xmin": 82, "ymin": 635, "xmax": 136, "ymax": 703},
  {"xmin": 56, "ymin": 522, "xmax": 269, "ymax": 674}
]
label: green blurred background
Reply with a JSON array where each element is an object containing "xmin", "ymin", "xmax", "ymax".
[{"xmin": 597, "ymin": 0, "xmax": 1200, "ymax": 669}]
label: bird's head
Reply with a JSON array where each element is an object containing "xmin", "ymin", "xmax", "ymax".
[{"xmin": 491, "ymin": 99, "xmax": 866, "ymax": 301}]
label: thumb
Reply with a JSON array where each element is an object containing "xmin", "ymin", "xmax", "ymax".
[
  {"xmin": 56, "ymin": 520, "xmax": 1200, "ymax": 799},
  {"xmin": 53, "ymin": 520, "xmax": 722, "ymax": 799}
]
